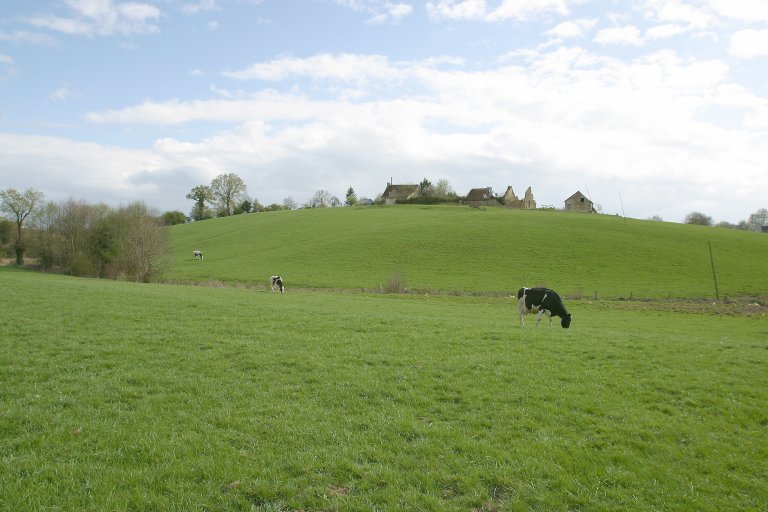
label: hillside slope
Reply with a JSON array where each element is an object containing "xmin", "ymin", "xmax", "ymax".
[{"xmin": 166, "ymin": 205, "xmax": 768, "ymax": 299}]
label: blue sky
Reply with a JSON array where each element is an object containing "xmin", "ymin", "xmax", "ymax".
[{"xmin": 1, "ymin": 0, "xmax": 767, "ymax": 223}]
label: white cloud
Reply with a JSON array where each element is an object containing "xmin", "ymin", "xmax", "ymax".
[
  {"xmin": 367, "ymin": 3, "xmax": 413, "ymax": 24},
  {"xmin": 222, "ymin": 53, "xmax": 406, "ymax": 85},
  {"xmin": 333, "ymin": 0, "xmax": 414, "ymax": 24},
  {"xmin": 427, "ymin": 0, "xmax": 486, "ymax": 21},
  {"xmin": 0, "ymin": 53, "xmax": 17, "ymax": 80},
  {"xmin": 24, "ymin": 0, "xmax": 161, "ymax": 37},
  {"xmin": 49, "ymin": 86, "xmax": 78, "ymax": 101},
  {"xmin": 729, "ymin": 29, "xmax": 768, "ymax": 59},
  {"xmin": 644, "ymin": 23, "xmax": 687, "ymax": 40},
  {"xmin": 486, "ymin": 0, "xmax": 571, "ymax": 21},
  {"xmin": 73, "ymin": 49, "xmax": 768, "ymax": 221},
  {"xmin": 427, "ymin": 0, "xmax": 574, "ymax": 21},
  {"xmin": 545, "ymin": 18, "xmax": 597, "ymax": 39},
  {"xmin": 0, "ymin": 133, "xmax": 174, "ymax": 204},
  {"xmin": 3, "ymin": 1, "xmax": 767, "ymax": 224},
  {"xmin": 0, "ymin": 29, "xmax": 60, "ymax": 46},
  {"xmin": 182, "ymin": 0, "xmax": 218, "ymax": 15},
  {"xmin": 643, "ymin": 0, "xmax": 715, "ymax": 30},
  {"xmin": 594, "ymin": 25, "xmax": 643, "ymax": 46},
  {"xmin": 709, "ymin": 0, "xmax": 768, "ymax": 23}
]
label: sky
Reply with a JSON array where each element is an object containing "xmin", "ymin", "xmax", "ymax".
[{"xmin": 1, "ymin": 0, "xmax": 767, "ymax": 224}]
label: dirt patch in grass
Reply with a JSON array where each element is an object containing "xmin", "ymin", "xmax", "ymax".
[{"xmin": 604, "ymin": 297, "xmax": 767, "ymax": 317}]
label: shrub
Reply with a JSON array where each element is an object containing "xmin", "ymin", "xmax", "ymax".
[{"xmin": 384, "ymin": 272, "xmax": 406, "ymax": 293}]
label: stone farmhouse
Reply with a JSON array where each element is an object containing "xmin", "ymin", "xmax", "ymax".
[
  {"xmin": 381, "ymin": 184, "xmax": 420, "ymax": 205},
  {"xmin": 564, "ymin": 191, "xmax": 595, "ymax": 212},
  {"xmin": 381, "ymin": 182, "xmax": 592, "ymax": 213},
  {"xmin": 465, "ymin": 186, "xmax": 538, "ymax": 208},
  {"xmin": 465, "ymin": 187, "xmax": 498, "ymax": 207}
]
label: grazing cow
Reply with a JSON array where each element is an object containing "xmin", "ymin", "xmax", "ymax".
[
  {"xmin": 193, "ymin": 250, "xmax": 204, "ymax": 259},
  {"xmin": 517, "ymin": 287, "xmax": 572, "ymax": 328},
  {"xmin": 270, "ymin": 275, "xmax": 285, "ymax": 293}
]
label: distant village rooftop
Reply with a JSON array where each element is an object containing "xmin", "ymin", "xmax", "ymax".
[{"xmin": 381, "ymin": 182, "xmax": 594, "ymax": 213}]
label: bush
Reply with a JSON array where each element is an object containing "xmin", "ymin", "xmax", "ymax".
[
  {"xmin": 396, "ymin": 196, "xmax": 462, "ymax": 205},
  {"xmin": 383, "ymin": 272, "xmax": 406, "ymax": 293}
]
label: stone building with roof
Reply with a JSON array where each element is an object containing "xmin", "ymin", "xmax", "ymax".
[
  {"xmin": 564, "ymin": 191, "xmax": 595, "ymax": 212},
  {"xmin": 381, "ymin": 184, "xmax": 420, "ymax": 205},
  {"xmin": 465, "ymin": 187, "xmax": 499, "ymax": 207}
]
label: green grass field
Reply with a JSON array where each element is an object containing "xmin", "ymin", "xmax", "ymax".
[
  {"xmin": 165, "ymin": 206, "xmax": 768, "ymax": 299},
  {"xmin": 2, "ymin": 267, "xmax": 767, "ymax": 511}
]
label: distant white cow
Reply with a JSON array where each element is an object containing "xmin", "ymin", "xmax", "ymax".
[
  {"xmin": 193, "ymin": 250, "xmax": 203, "ymax": 259},
  {"xmin": 270, "ymin": 275, "xmax": 285, "ymax": 293}
]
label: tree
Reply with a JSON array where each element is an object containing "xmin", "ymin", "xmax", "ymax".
[
  {"xmin": 186, "ymin": 185, "xmax": 213, "ymax": 221},
  {"xmin": 433, "ymin": 179, "xmax": 456, "ymax": 199},
  {"xmin": 57, "ymin": 199, "xmax": 106, "ymax": 276},
  {"xmin": 32, "ymin": 200, "xmax": 60, "ymax": 270},
  {"xmin": 161, "ymin": 211, "xmax": 187, "ymax": 226},
  {"xmin": 113, "ymin": 202, "xmax": 166, "ymax": 282},
  {"xmin": 345, "ymin": 187, "xmax": 358, "ymax": 206},
  {"xmin": 0, "ymin": 187, "xmax": 44, "ymax": 264},
  {"xmin": 0, "ymin": 219, "xmax": 12, "ymax": 245},
  {"xmin": 234, "ymin": 199, "xmax": 252, "ymax": 215},
  {"xmin": 748, "ymin": 208, "xmax": 768, "ymax": 231},
  {"xmin": 209, "ymin": 173, "xmax": 248, "ymax": 217},
  {"xmin": 684, "ymin": 211, "xmax": 713, "ymax": 226},
  {"xmin": 305, "ymin": 189, "xmax": 340, "ymax": 208},
  {"xmin": 91, "ymin": 212, "xmax": 120, "ymax": 278},
  {"xmin": 283, "ymin": 196, "xmax": 297, "ymax": 210},
  {"xmin": 419, "ymin": 178, "xmax": 433, "ymax": 196}
]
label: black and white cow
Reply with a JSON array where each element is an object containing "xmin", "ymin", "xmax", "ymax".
[
  {"xmin": 193, "ymin": 250, "xmax": 204, "ymax": 259},
  {"xmin": 517, "ymin": 287, "xmax": 572, "ymax": 328},
  {"xmin": 270, "ymin": 275, "xmax": 285, "ymax": 293}
]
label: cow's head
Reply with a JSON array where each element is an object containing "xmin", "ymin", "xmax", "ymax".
[{"xmin": 560, "ymin": 313, "xmax": 572, "ymax": 329}]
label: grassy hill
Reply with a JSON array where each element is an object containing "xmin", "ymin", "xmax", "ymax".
[{"xmin": 166, "ymin": 205, "xmax": 768, "ymax": 299}]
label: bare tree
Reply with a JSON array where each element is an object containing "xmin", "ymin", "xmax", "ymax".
[
  {"xmin": 113, "ymin": 202, "xmax": 166, "ymax": 282},
  {"xmin": 283, "ymin": 196, "xmax": 297, "ymax": 210},
  {"xmin": 209, "ymin": 173, "xmax": 248, "ymax": 216},
  {"xmin": 305, "ymin": 189, "xmax": 341, "ymax": 208},
  {"xmin": 0, "ymin": 187, "xmax": 44, "ymax": 264}
]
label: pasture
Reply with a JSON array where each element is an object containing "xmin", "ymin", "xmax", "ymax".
[
  {"xmin": 166, "ymin": 206, "xmax": 768, "ymax": 299},
  {"xmin": 1, "ymin": 267, "xmax": 766, "ymax": 511}
]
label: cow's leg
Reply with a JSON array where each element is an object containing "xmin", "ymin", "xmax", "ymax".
[
  {"xmin": 536, "ymin": 309, "xmax": 545, "ymax": 326},
  {"xmin": 517, "ymin": 299, "xmax": 526, "ymax": 326}
]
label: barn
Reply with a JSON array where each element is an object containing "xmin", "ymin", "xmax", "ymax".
[{"xmin": 564, "ymin": 191, "xmax": 595, "ymax": 213}]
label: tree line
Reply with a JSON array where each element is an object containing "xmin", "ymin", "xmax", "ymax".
[
  {"xmin": 682, "ymin": 209, "xmax": 768, "ymax": 230},
  {"xmin": 183, "ymin": 172, "xmax": 354, "ymax": 221},
  {"xmin": 1, "ymin": 188, "xmax": 165, "ymax": 282}
]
